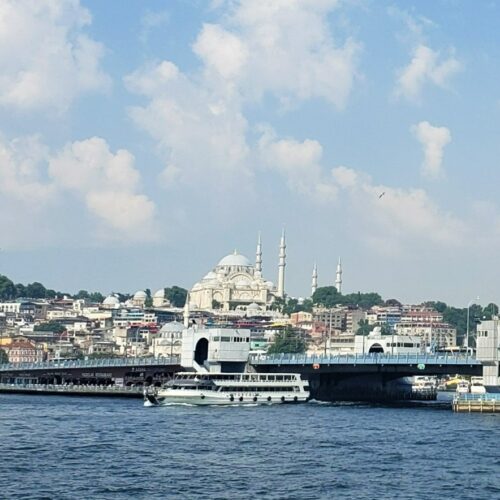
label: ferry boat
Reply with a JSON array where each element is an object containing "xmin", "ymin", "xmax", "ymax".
[{"xmin": 143, "ymin": 372, "xmax": 310, "ymax": 406}]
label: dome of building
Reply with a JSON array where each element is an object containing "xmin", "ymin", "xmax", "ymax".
[
  {"xmin": 247, "ymin": 302, "xmax": 261, "ymax": 311},
  {"xmin": 217, "ymin": 251, "xmax": 251, "ymax": 267},
  {"xmin": 159, "ymin": 321, "xmax": 184, "ymax": 337},
  {"xmin": 133, "ymin": 290, "xmax": 147, "ymax": 301},
  {"xmin": 203, "ymin": 271, "xmax": 217, "ymax": 281},
  {"xmin": 103, "ymin": 295, "xmax": 119, "ymax": 306},
  {"xmin": 154, "ymin": 289, "xmax": 165, "ymax": 298}
]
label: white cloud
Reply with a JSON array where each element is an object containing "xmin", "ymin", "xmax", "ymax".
[
  {"xmin": 396, "ymin": 44, "xmax": 461, "ymax": 102},
  {"xmin": 330, "ymin": 166, "xmax": 466, "ymax": 253},
  {"xmin": 198, "ymin": 0, "xmax": 360, "ymax": 107},
  {"xmin": 48, "ymin": 137, "xmax": 156, "ymax": 238},
  {"xmin": 258, "ymin": 129, "xmax": 337, "ymax": 200},
  {"xmin": 125, "ymin": 0, "xmax": 361, "ymax": 190},
  {"xmin": 412, "ymin": 121, "xmax": 451, "ymax": 179},
  {"xmin": 0, "ymin": 0, "xmax": 110, "ymax": 111},
  {"xmin": 0, "ymin": 135, "xmax": 54, "ymax": 203},
  {"xmin": 126, "ymin": 61, "xmax": 251, "ymax": 188}
]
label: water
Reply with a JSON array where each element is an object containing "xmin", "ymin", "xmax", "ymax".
[{"xmin": 1, "ymin": 395, "xmax": 499, "ymax": 500}]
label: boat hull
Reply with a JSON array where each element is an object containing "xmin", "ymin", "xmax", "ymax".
[{"xmin": 144, "ymin": 389, "xmax": 308, "ymax": 406}]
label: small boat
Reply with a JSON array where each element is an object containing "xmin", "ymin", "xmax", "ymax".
[
  {"xmin": 456, "ymin": 380, "xmax": 470, "ymax": 394},
  {"xmin": 143, "ymin": 372, "xmax": 310, "ymax": 406},
  {"xmin": 470, "ymin": 376, "xmax": 486, "ymax": 394}
]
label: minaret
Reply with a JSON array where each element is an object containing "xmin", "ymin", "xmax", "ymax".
[
  {"xmin": 183, "ymin": 293, "xmax": 190, "ymax": 328},
  {"xmin": 277, "ymin": 229, "xmax": 286, "ymax": 298},
  {"xmin": 312, "ymin": 263, "xmax": 318, "ymax": 296},
  {"xmin": 255, "ymin": 232, "xmax": 262, "ymax": 276},
  {"xmin": 335, "ymin": 257, "xmax": 342, "ymax": 294}
]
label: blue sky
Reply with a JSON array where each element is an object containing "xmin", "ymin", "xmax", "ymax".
[{"xmin": 0, "ymin": 0, "xmax": 499, "ymax": 306}]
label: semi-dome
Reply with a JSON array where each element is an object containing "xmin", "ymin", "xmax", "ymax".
[
  {"xmin": 103, "ymin": 295, "xmax": 119, "ymax": 306},
  {"xmin": 133, "ymin": 290, "xmax": 147, "ymax": 300},
  {"xmin": 154, "ymin": 288, "xmax": 165, "ymax": 298},
  {"xmin": 217, "ymin": 250, "xmax": 251, "ymax": 267},
  {"xmin": 159, "ymin": 321, "xmax": 184, "ymax": 334},
  {"xmin": 203, "ymin": 271, "xmax": 217, "ymax": 281}
]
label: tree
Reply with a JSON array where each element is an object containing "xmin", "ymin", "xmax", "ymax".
[
  {"xmin": 0, "ymin": 275, "xmax": 16, "ymax": 300},
  {"xmin": 89, "ymin": 292, "xmax": 104, "ymax": 303},
  {"xmin": 356, "ymin": 319, "xmax": 374, "ymax": 336},
  {"xmin": 342, "ymin": 292, "xmax": 384, "ymax": 309},
  {"xmin": 312, "ymin": 286, "xmax": 340, "ymax": 308},
  {"xmin": 34, "ymin": 322, "xmax": 66, "ymax": 334},
  {"xmin": 270, "ymin": 296, "xmax": 286, "ymax": 312},
  {"xmin": 483, "ymin": 303, "xmax": 499, "ymax": 320},
  {"xmin": 267, "ymin": 326, "xmax": 306, "ymax": 354},
  {"xmin": 212, "ymin": 299, "xmax": 222, "ymax": 310},
  {"xmin": 165, "ymin": 286, "xmax": 188, "ymax": 307},
  {"xmin": 74, "ymin": 290, "xmax": 90, "ymax": 300},
  {"xmin": 0, "ymin": 349, "xmax": 8, "ymax": 364},
  {"xmin": 25, "ymin": 282, "xmax": 47, "ymax": 299},
  {"xmin": 145, "ymin": 296, "xmax": 153, "ymax": 308},
  {"xmin": 15, "ymin": 283, "xmax": 26, "ymax": 298}
]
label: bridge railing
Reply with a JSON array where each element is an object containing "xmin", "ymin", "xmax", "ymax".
[
  {"xmin": 0, "ymin": 355, "xmax": 181, "ymax": 372},
  {"xmin": 249, "ymin": 352, "xmax": 480, "ymax": 365},
  {"xmin": 454, "ymin": 392, "xmax": 500, "ymax": 402}
]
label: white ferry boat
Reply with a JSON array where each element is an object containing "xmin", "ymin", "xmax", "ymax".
[{"xmin": 143, "ymin": 372, "xmax": 310, "ymax": 406}]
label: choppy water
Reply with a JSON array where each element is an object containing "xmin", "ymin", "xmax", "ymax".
[{"xmin": 0, "ymin": 395, "xmax": 499, "ymax": 500}]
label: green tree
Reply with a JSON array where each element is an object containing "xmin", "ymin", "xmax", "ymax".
[
  {"xmin": 267, "ymin": 326, "xmax": 306, "ymax": 354},
  {"xmin": 342, "ymin": 292, "xmax": 384, "ymax": 309},
  {"xmin": 312, "ymin": 286, "xmax": 340, "ymax": 308},
  {"xmin": 74, "ymin": 290, "xmax": 90, "ymax": 300},
  {"xmin": 26, "ymin": 282, "xmax": 47, "ymax": 299},
  {"xmin": 482, "ymin": 303, "xmax": 499, "ymax": 320},
  {"xmin": 212, "ymin": 299, "xmax": 222, "ymax": 310},
  {"xmin": 89, "ymin": 292, "xmax": 104, "ymax": 303},
  {"xmin": 15, "ymin": 283, "xmax": 26, "ymax": 298},
  {"xmin": 356, "ymin": 319, "xmax": 374, "ymax": 336},
  {"xmin": 270, "ymin": 296, "xmax": 286, "ymax": 312},
  {"xmin": 0, "ymin": 275, "xmax": 16, "ymax": 300},
  {"xmin": 34, "ymin": 322, "xmax": 66, "ymax": 334},
  {"xmin": 0, "ymin": 348, "xmax": 8, "ymax": 364},
  {"xmin": 145, "ymin": 296, "xmax": 153, "ymax": 308},
  {"xmin": 165, "ymin": 286, "xmax": 188, "ymax": 307}
]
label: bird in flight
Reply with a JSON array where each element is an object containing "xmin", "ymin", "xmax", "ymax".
[{"xmin": 378, "ymin": 192, "xmax": 386, "ymax": 199}]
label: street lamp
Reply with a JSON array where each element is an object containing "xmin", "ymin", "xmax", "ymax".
[{"xmin": 465, "ymin": 296, "xmax": 480, "ymax": 354}]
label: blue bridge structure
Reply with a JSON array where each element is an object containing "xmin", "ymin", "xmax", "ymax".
[{"xmin": 0, "ymin": 352, "xmax": 483, "ymax": 401}]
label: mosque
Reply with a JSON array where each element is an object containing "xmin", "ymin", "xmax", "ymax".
[
  {"xmin": 101, "ymin": 230, "xmax": 343, "ymax": 312},
  {"xmin": 189, "ymin": 232, "xmax": 287, "ymax": 312}
]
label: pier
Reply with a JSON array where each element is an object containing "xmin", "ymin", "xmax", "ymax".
[
  {"xmin": 452, "ymin": 393, "xmax": 500, "ymax": 413},
  {"xmin": 0, "ymin": 382, "xmax": 143, "ymax": 398}
]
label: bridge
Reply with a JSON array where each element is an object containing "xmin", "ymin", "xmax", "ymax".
[
  {"xmin": 0, "ymin": 356, "xmax": 182, "ymax": 386},
  {"xmin": 249, "ymin": 352, "xmax": 482, "ymax": 376},
  {"xmin": 0, "ymin": 353, "xmax": 484, "ymax": 401},
  {"xmin": 250, "ymin": 352, "xmax": 482, "ymax": 401}
]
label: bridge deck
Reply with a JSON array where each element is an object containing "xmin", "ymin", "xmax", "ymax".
[
  {"xmin": 0, "ymin": 356, "xmax": 181, "ymax": 372},
  {"xmin": 250, "ymin": 352, "xmax": 481, "ymax": 366}
]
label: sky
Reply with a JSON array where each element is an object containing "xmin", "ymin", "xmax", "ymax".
[{"xmin": 0, "ymin": 0, "xmax": 499, "ymax": 306}]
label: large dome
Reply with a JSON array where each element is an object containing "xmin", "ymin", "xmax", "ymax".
[
  {"xmin": 103, "ymin": 295, "xmax": 119, "ymax": 306},
  {"xmin": 153, "ymin": 289, "xmax": 165, "ymax": 298},
  {"xmin": 217, "ymin": 251, "xmax": 251, "ymax": 267},
  {"xmin": 133, "ymin": 290, "xmax": 147, "ymax": 300}
]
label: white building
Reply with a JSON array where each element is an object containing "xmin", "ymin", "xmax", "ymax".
[
  {"xmin": 354, "ymin": 328, "xmax": 421, "ymax": 355},
  {"xmin": 476, "ymin": 319, "xmax": 500, "ymax": 389},
  {"xmin": 153, "ymin": 321, "xmax": 184, "ymax": 358},
  {"xmin": 395, "ymin": 322, "xmax": 457, "ymax": 350},
  {"xmin": 181, "ymin": 327, "xmax": 250, "ymax": 373},
  {"xmin": 190, "ymin": 234, "xmax": 285, "ymax": 312}
]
